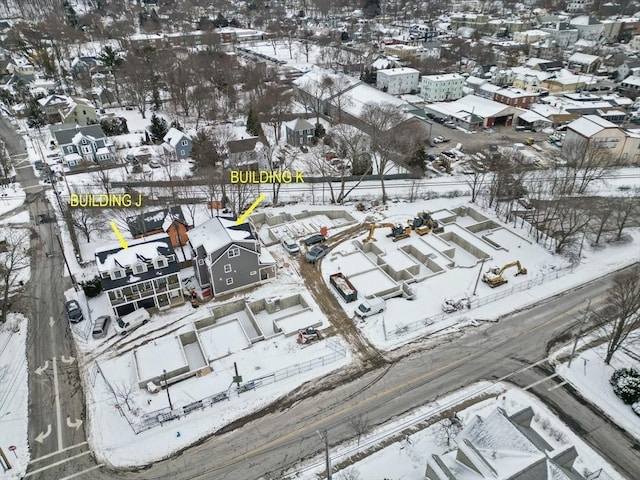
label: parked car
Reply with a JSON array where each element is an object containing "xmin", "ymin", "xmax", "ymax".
[
  {"xmin": 434, "ymin": 117, "xmax": 445, "ymax": 124},
  {"xmin": 303, "ymin": 234, "xmax": 326, "ymax": 246},
  {"xmin": 305, "ymin": 244, "xmax": 330, "ymax": 264},
  {"xmin": 92, "ymin": 315, "xmax": 111, "ymax": 338},
  {"xmin": 114, "ymin": 308, "xmax": 150, "ymax": 335},
  {"xmin": 444, "ymin": 120, "xmax": 456, "ymax": 129},
  {"xmin": 65, "ymin": 300, "xmax": 84, "ymax": 323},
  {"xmin": 281, "ymin": 235, "xmax": 300, "ymax": 255},
  {"xmin": 432, "ymin": 136, "xmax": 444, "ymax": 144},
  {"xmin": 149, "ymin": 159, "xmax": 161, "ymax": 168},
  {"xmin": 354, "ymin": 296, "xmax": 386, "ymax": 318}
]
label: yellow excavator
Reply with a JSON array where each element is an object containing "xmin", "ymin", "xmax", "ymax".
[
  {"xmin": 482, "ymin": 261, "xmax": 527, "ymax": 288},
  {"xmin": 363, "ymin": 223, "xmax": 396, "ymax": 243}
]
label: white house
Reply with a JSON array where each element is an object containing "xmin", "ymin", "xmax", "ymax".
[
  {"xmin": 569, "ymin": 15, "xmax": 604, "ymax": 41},
  {"xmin": 420, "ymin": 73, "xmax": 465, "ymax": 101},
  {"xmin": 376, "ymin": 67, "xmax": 420, "ymax": 95}
]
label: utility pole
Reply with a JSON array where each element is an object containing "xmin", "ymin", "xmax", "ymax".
[
  {"xmin": 163, "ymin": 369, "xmax": 173, "ymax": 410},
  {"xmin": 473, "ymin": 258, "xmax": 486, "ymax": 296},
  {"xmin": 317, "ymin": 430, "xmax": 331, "ymax": 479},
  {"xmin": 56, "ymin": 233, "xmax": 78, "ymax": 291},
  {"xmin": 568, "ymin": 299, "xmax": 591, "ymax": 368}
]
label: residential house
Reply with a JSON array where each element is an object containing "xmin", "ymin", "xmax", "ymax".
[
  {"xmin": 420, "ymin": 73, "xmax": 465, "ymax": 101},
  {"xmin": 226, "ymin": 137, "xmax": 264, "ymax": 170},
  {"xmin": 567, "ymin": 52, "xmax": 602, "ymax": 74},
  {"xmin": 284, "ymin": 118, "xmax": 315, "ymax": 147},
  {"xmin": 38, "ymin": 95, "xmax": 97, "ymax": 125},
  {"xmin": 126, "ymin": 206, "xmax": 191, "ymax": 248},
  {"xmin": 425, "ymin": 407, "xmax": 590, "ymax": 480},
  {"xmin": 70, "ymin": 56, "xmax": 103, "ymax": 80},
  {"xmin": 162, "ymin": 127, "xmax": 192, "ymax": 160},
  {"xmin": 513, "ymin": 29, "xmax": 550, "ymax": 44},
  {"xmin": 619, "ymin": 75, "xmax": 640, "ymax": 95},
  {"xmin": 188, "ymin": 216, "xmax": 276, "ymax": 298},
  {"xmin": 528, "ymin": 39, "xmax": 564, "ymax": 61},
  {"xmin": 540, "ymin": 22, "xmax": 579, "ymax": 48},
  {"xmin": 51, "ymin": 124, "xmax": 115, "ymax": 169},
  {"xmin": 376, "ymin": 67, "xmax": 420, "ymax": 95},
  {"xmin": 382, "ymin": 44, "xmax": 437, "ymax": 62},
  {"xmin": 567, "ymin": 0, "xmax": 593, "ymax": 12},
  {"xmin": 513, "ymin": 73, "xmax": 543, "ymax": 93},
  {"xmin": 95, "ymin": 234, "xmax": 184, "ymax": 317}
]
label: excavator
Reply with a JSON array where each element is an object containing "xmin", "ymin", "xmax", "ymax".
[
  {"xmin": 363, "ymin": 223, "xmax": 411, "ymax": 243},
  {"xmin": 363, "ymin": 223, "xmax": 396, "ymax": 243},
  {"xmin": 482, "ymin": 261, "xmax": 527, "ymax": 288},
  {"xmin": 408, "ymin": 211, "xmax": 444, "ymax": 235}
]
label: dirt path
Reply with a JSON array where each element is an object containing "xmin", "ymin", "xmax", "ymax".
[{"xmin": 298, "ymin": 223, "xmax": 387, "ymax": 369}]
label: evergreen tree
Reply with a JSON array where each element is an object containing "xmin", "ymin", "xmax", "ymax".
[
  {"xmin": 170, "ymin": 119, "xmax": 183, "ymax": 131},
  {"xmin": 62, "ymin": 0, "xmax": 78, "ymax": 28},
  {"xmin": 362, "ymin": 0, "xmax": 381, "ymax": 18},
  {"xmin": 149, "ymin": 113, "xmax": 169, "ymax": 143},
  {"xmin": 26, "ymin": 97, "xmax": 46, "ymax": 128},
  {"xmin": 314, "ymin": 123, "xmax": 326, "ymax": 139},
  {"xmin": 407, "ymin": 147, "xmax": 427, "ymax": 173},
  {"xmin": 246, "ymin": 106, "xmax": 262, "ymax": 136},
  {"xmin": 151, "ymin": 85, "xmax": 162, "ymax": 111}
]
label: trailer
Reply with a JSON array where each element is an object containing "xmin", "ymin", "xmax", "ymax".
[{"xmin": 330, "ymin": 272, "xmax": 358, "ymax": 303}]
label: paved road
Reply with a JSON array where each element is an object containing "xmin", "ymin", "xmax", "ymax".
[{"xmin": 0, "ymin": 116, "xmax": 99, "ymax": 479}]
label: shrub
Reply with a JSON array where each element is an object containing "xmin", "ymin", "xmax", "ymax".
[{"xmin": 610, "ymin": 368, "xmax": 640, "ymax": 405}]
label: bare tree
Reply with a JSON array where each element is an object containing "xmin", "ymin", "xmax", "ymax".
[
  {"xmin": 550, "ymin": 199, "xmax": 591, "ymax": 254},
  {"xmin": 465, "ymin": 169, "xmax": 487, "ymax": 204},
  {"xmin": 435, "ymin": 415, "xmax": 463, "ymax": 448},
  {"xmin": 335, "ymin": 469, "xmax": 362, "ymax": 480},
  {"xmin": 263, "ymin": 145, "xmax": 299, "ymax": 204},
  {"xmin": 595, "ymin": 266, "xmax": 640, "ymax": 364},
  {"xmin": 611, "ymin": 191, "xmax": 640, "ymax": 241},
  {"xmin": 331, "ymin": 124, "xmax": 370, "ymax": 203},
  {"xmin": 347, "ymin": 414, "xmax": 370, "ymax": 446},
  {"xmin": 560, "ymin": 140, "xmax": 614, "ymax": 195},
  {"xmin": 296, "ymin": 73, "xmax": 334, "ymax": 124},
  {"xmin": 113, "ymin": 381, "xmax": 136, "ymax": 412},
  {"xmin": 586, "ymin": 197, "xmax": 614, "ymax": 245},
  {"xmin": 65, "ymin": 207, "xmax": 104, "ymax": 243},
  {"xmin": 362, "ymin": 103, "xmax": 415, "ymax": 204},
  {"xmin": 0, "ymin": 229, "xmax": 32, "ymax": 323}
]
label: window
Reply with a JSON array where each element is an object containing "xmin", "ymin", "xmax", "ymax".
[
  {"xmin": 111, "ymin": 269, "xmax": 125, "ymax": 280},
  {"xmin": 226, "ymin": 278, "xmax": 234, "ymax": 285},
  {"xmin": 133, "ymin": 263, "xmax": 147, "ymax": 274},
  {"xmin": 155, "ymin": 256, "xmax": 168, "ymax": 269},
  {"xmin": 181, "ymin": 139, "xmax": 188, "ymax": 146},
  {"xmin": 180, "ymin": 150, "xmax": 185, "ymax": 155},
  {"xmin": 166, "ymin": 254, "xmax": 175, "ymax": 263},
  {"xmin": 228, "ymin": 247, "xmax": 240, "ymax": 258},
  {"xmin": 198, "ymin": 259, "xmax": 205, "ymax": 266},
  {"xmin": 224, "ymin": 264, "xmax": 232, "ymax": 273}
]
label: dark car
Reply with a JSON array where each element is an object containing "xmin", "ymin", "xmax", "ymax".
[
  {"xmin": 305, "ymin": 245, "xmax": 329, "ymax": 264},
  {"xmin": 303, "ymin": 234, "xmax": 326, "ymax": 246},
  {"xmin": 65, "ymin": 300, "xmax": 84, "ymax": 323}
]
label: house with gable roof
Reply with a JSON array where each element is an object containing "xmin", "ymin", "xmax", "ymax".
[
  {"xmin": 425, "ymin": 406, "xmax": 589, "ymax": 480},
  {"xmin": 126, "ymin": 206, "xmax": 191, "ymax": 248},
  {"xmin": 38, "ymin": 95, "xmax": 97, "ymax": 125},
  {"xmin": 95, "ymin": 234, "xmax": 184, "ymax": 317},
  {"xmin": 284, "ymin": 118, "xmax": 315, "ymax": 147},
  {"xmin": 51, "ymin": 124, "xmax": 115, "ymax": 169},
  {"xmin": 163, "ymin": 127, "xmax": 192, "ymax": 160},
  {"xmin": 187, "ymin": 217, "xmax": 275, "ymax": 298}
]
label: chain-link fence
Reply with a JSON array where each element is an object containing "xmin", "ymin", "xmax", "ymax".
[
  {"xmin": 383, "ymin": 266, "xmax": 574, "ymax": 342},
  {"xmin": 96, "ymin": 340, "xmax": 348, "ymax": 435}
]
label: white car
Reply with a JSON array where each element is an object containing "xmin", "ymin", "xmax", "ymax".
[
  {"xmin": 114, "ymin": 308, "xmax": 150, "ymax": 335},
  {"xmin": 433, "ymin": 136, "xmax": 444, "ymax": 144},
  {"xmin": 354, "ymin": 296, "xmax": 386, "ymax": 319}
]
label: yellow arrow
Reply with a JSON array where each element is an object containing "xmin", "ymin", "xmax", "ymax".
[
  {"xmin": 110, "ymin": 221, "xmax": 129, "ymax": 249},
  {"xmin": 236, "ymin": 193, "xmax": 265, "ymax": 225}
]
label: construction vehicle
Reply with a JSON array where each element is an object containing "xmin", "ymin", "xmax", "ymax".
[
  {"xmin": 409, "ymin": 212, "xmax": 444, "ymax": 235},
  {"xmin": 442, "ymin": 295, "xmax": 471, "ymax": 313},
  {"xmin": 363, "ymin": 223, "xmax": 396, "ymax": 243},
  {"xmin": 387, "ymin": 224, "xmax": 412, "ymax": 242},
  {"xmin": 297, "ymin": 327, "xmax": 321, "ymax": 345},
  {"xmin": 482, "ymin": 261, "xmax": 527, "ymax": 288}
]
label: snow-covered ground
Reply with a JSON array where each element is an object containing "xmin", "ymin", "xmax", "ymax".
[
  {"xmin": 293, "ymin": 383, "xmax": 624, "ymax": 480},
  {"xmin": 554, "ymin": 340, "xmax": 640, "ymax": 441},
  {"xmin": 0, "ymin": 313, "xmax": 30, "ymax": 479},
  {"xmin": 0, "ymin": 183, "xmax": 25, "ymax": 218}
]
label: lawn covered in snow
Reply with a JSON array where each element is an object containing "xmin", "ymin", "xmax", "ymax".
[{"xmin": 0, "ymin": 313, "xmax": 30, "ymax": 479}]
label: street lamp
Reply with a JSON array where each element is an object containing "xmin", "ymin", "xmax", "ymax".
[{"xmin": 316, "ymin": 430, "xmax": 332, "ymax": 480}]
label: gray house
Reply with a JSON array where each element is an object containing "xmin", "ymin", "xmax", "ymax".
[
  {"xmin": 50, "ymin": 124, "xmax": 114, "ymax": 169},
  {"xmin": 285, "ymin": 118, "xmax": 315, "ymax": 147},
  {"xmin": 226, "ymin": 137, "xmax": 264, "ymax": 170},
  {"xmin": 187, "ymin": 216, "xmax": 275, "ymax": 298},
  {"xmin": 163, "ymin": 127, "xmax": 192, "ymax": 160}
]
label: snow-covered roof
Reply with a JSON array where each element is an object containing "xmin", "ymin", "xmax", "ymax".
[
  {"xmin": 567, "ymin": 114, "xmax": 619, "ymax": 137},
  {"xmin": 421, "ymin": 73, "xmax": 464, "ymax": 82},
  {"xmin": 376, "ymin": 67, "xmax": 420, "ymax": 76},
  {"xmin": 621, "ymin": 75, "xmax": 640, "ymax": 87},
  {"xmin": 519, "ymin": 110, "xmax": 552, "ymax": 123},
  {"xmin": 568, "ymin": 52, "xmax": 601, "ymax": 64},
  {"xmin": 95, "ymin": 147, "xmax": 110, "ymax": 155},
  {"xmin": 188, "ymin": 216, "xmax": 256, "ymax": 255},
  {"xmin": 163, "ymin": 127, "xmax": 190, "ymax": 147},
  {"xmin": 95, "ymin": 234, "xmax": 173, "ymax": 272},
  {"xmin": 284, "ymin": 118, "xmax": 314, "ymax": 131},
  {"xmin": 431, "ymin": 94, "xmax": 523, "ymax": 119}
]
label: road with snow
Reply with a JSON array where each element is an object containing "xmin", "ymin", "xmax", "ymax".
[{"xmin": 2, "ymin": 117, "xmax": 638, "ymax": 479}]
